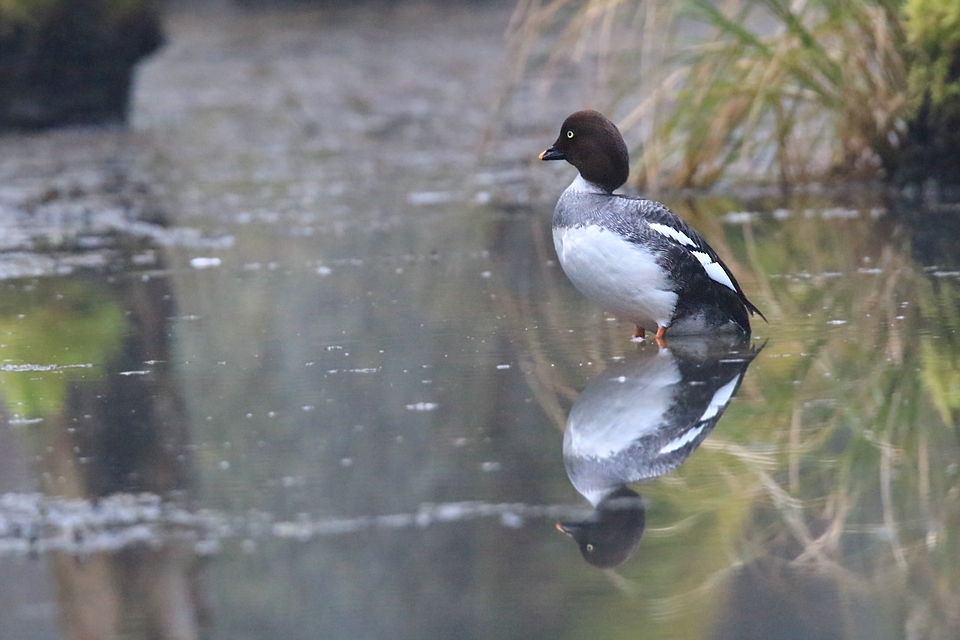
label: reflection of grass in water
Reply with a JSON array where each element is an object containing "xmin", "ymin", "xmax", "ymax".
[
  {"xmin": 920, "ymin": 277, "xmax": 960, "ymax": 428},
  {"xmin": 690, "ymin": 208, "xmax": 960, "ymax": 635},
  {"xmin": 736, "ymin": 261, "xmax": 960, "ymax": 634},
  {"xmin": 0, "ymin": 278, "xmax": 125, "ymax": 419},
  {"xmin": 497, "ymin": 194, "xmax": 960, "ymax": 636}
]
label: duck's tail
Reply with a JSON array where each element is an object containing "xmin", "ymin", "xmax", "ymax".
[{"xmin": 745, "ymin": 298, "xmax": 767, "ymax": 323}]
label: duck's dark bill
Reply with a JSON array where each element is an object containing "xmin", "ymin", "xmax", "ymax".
[{"xmin": 539, "ymin": 147, "xmax": 565, "ymax": 161}]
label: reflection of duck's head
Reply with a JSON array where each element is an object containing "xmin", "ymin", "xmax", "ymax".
[{"xmin": 557, "ymin": 486, "xmax": 645, "ymax": 569}]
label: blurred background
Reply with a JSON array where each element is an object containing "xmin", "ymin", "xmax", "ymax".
[{"xmin": 0, "ymin": 0, "xmax": 959, "ymax": 639}]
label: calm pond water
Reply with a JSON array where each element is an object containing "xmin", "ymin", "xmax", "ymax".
[{"xmin": 1, "ymin": 3, "xmax": 959, "ymax": 640}]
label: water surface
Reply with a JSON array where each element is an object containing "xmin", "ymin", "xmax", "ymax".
[{"xmin": 1, "ymin": 4, "xmax": 959, "ymax": 640}]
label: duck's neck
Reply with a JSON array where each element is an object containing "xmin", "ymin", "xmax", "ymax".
[{"xmin": 567, "ymin": 173, "xmax": 612, "ymax": 195}]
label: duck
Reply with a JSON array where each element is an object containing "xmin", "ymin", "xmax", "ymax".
[{"xmin": 539, "ymin": 110, "xmax": 765, "ymax": 340}]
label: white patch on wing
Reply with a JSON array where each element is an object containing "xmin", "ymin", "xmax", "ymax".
[
  {"xmin": 648, "ymin": 222, "xmax": 696, "ymax": 248},
  {"xmin": 554, "ymin": 225, "xmax": 678, "ymax": 328},
  {"xmin": 696, "ymin": 375, "xmax": 740, "ymax": 423},
  {"xmin": 659, "ymin": 424, "xmax": 706, "ymax": 454},
  {"xmin": 691, "ymin": 251, "xmax": 736, "ymax": 291}
]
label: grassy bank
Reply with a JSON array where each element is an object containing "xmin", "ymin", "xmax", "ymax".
[{"xmin": 508, "ymin": 0, "xmax": 960, "ymax": 190}]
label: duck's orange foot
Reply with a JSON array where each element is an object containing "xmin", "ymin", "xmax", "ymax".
[{"xmin": 655, "ymin": 325, "xmax": 668, "ymax": 349}]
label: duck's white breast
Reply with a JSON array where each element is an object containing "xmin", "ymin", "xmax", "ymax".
[{"xmin": 553, "ymin": 225, "xmax": 678, "ymax": 329}]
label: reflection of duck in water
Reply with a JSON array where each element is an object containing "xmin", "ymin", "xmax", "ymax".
[{"xmin": 558, "ymin": 335, "xmax": 760, "ymax": 568}]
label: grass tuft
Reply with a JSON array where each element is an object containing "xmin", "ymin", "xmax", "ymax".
[{"xmin": 508, "ymin": 0, "xmax": 956, "ymax": 189}]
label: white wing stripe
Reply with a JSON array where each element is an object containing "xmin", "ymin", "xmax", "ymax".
[
  {"xmin": 659, "ymin": 424, "xmax": 706, "ymax": 454},
  {"xmin": 691, "ymin": 251, "xmax": 736, "ymax": 291},
  {"xmin": 659, "ymin": 374, "xmax": 741, "ymax": 455},
  {"xmin": 697, "ymin": 375, "xmax": 740, "ymax": 422},
  {"xmin": 649, "ymin": 222, "xmax": 696, "ymax": 247}
]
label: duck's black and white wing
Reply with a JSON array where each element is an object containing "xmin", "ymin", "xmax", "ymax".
[{"xmin": 625, "ymin": 200, "xmax": 765, "ymax": 331}]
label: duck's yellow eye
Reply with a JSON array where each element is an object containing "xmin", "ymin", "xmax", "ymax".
[
  {"xmin": 566, "ymin": 130, "xmax": 574, "ymax": 139},
  {"xmin": 586, "ymin": 543, "xmax": 594, "ymax": 552}
]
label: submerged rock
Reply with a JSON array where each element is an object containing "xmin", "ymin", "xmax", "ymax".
[{"xmin": 0, "ymin": 0, "xmax": 163, "ymax": 129}]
